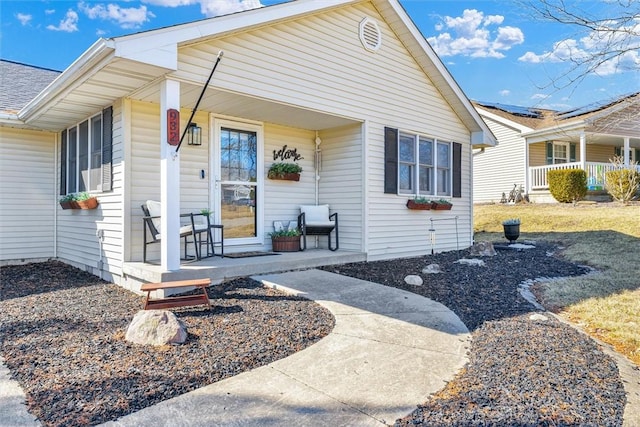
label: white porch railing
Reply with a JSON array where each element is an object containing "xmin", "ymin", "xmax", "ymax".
[{"xmin": 529, "ymin": 162, "xmax": 640, "ymax": 190}]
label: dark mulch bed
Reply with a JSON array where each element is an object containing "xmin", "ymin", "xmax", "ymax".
[
  {"xmin": 0, "ymin": 261, "xmax": 334, "ymax": 427},
  {"xmin": 321, "ymin": 241, "xmax": 626, "ymax": 426}
]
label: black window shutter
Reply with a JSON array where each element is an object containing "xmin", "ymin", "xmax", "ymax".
[
  {"xmin": 546, "ymin": 142, "xmax": 553, "ymax": 165},
  {"xmin": 60, "ymin": 130, "xmax": 67, "ymax": 195},
  {"xmin": 570, "ymin": 143, "xmax": 576, "ymax": 162},
  {"xmin": 614, "ymin": 147, "xmax": 621, "ymax": 157},
  {"xmin": 452, "ymin": 142, "xmax": 462, "ymax": 198},
  {"xmin": 635, "ymin": 149, "xmax": 640, "ymax": 161},
  {"xmin": 384, "ymin": 127, "xmax": 398, "ymax": 194},
  {"xmin": 102, "ymin": 106, "xmax": 113, "ymax": 192}
]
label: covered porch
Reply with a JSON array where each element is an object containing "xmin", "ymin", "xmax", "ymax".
[{"xmin": 121, "ymin": 249, "xmax": 366, "ymax": 293}]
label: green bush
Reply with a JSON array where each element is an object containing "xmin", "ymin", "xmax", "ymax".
[
  {"xmin": 605, "ymin": 169, "xmax": 640, "ymax": 203},
  {"xmin": 548, "ymin": 169, "xmax": 587, "ymax": 203}
]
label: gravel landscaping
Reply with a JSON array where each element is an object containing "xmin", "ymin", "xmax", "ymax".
[
  {"xmin": 321, "ymin": 241, "xmax": 627, "ymax": 426},
  {"xmin": 0, "ymin": 262, "xmax": 334, "ymax": 427},
  {"xmin": 1, "ymin": 240, "xmax": 628, "ymax": 426}
]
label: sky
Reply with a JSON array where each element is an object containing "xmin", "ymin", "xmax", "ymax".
[{"xmin": 1, "ymin": 0, "xmax": 638, "ymax": 111}]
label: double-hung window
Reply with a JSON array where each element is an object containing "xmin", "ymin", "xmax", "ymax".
[
  {"xmin": 60, "ymin": 106, "xmax": 112, "ymax": 195},
  {"xmin": 546, "ymin": 141, "xmax": 575, "ymax": 165},
  {"xmin": 396, "ymin": 131, "xmax": 451, "ymax": 197},
  {"xmin": 385, "ymin": 127, "xmax": 461, "ymax": 198}
]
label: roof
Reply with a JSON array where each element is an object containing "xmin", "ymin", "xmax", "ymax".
[
  {"xmin": 474, "ymin": 92, "xmax": 640, "ymax": 131},
  {"xmin": 2, "ymin": 0, "xmax": 496, "ymax": 146},
  {"xmin": 0, "ymin": 60, "xmax": 60, "ymax": 113}
]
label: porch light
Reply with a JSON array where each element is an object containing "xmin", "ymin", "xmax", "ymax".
[{"xmin": 187, "ymin": 123, "xmax": 202, "ymax": 146}]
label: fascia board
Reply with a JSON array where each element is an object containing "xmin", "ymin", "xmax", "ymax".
[
  {"xmin": 475, "ymin": 107, "xmax": 533, "ymax": 134},
  {"xmin": 377, "ymin": 0, "xmax": 496, "ymax": 146},
  {"xmin": 522, "ymin": 121, "xmax": 585, "ymax": 144},
  {"xmin": 18, "ymin": 39, "xmax": 115, "ymax": 121}
]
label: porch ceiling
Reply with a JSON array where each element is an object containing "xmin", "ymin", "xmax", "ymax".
[
  {"xmin": 527, "ymin": 131, "xmax": 640, "ymax": 147},
  {"xmin": 132, "ymin": 80, "xmax": 361, "ymax": 131}
]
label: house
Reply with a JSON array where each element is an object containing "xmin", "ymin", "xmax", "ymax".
[
  {"xmin": 473, "ymin": 93, "xmax": 640, "ymax": 203},
  {"xmin": 0, "ymin": 0, "xmax": 495, "ymax": 289}
]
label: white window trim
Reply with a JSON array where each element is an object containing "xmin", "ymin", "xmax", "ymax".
[
  {"xmin": 397, "ymin": 131, "xmax": 452, "ymax": 198},
  {"xmin": 552, "ymin": 141, "xmax": 570, "ymax": 164},
  {"xmin": 63, "ymin": 111, "xmax": 104, "ymax": 194}
]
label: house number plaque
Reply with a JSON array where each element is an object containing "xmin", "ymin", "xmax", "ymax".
[{"xmin": 167, "ymin": 109, "xmax": 180, "ymax": 146}]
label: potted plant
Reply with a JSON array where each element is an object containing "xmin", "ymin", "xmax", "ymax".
[
  {"xmin": 502, "ymin": 218, "xmax": 521, "ymax": 243},
  {"xmin": 270, "ymin": 229, "xmax": 301, "ymax": 252},
  {"xmin": 406, "ymin": 197, "xmax": 432, "ymax": 210},
  {"xmin": 267, "ymin": 162, "xmax": 302, "ymax": 181},
  {"xmin": 74, "ymin": 192, "xmax": 99, "ymax": 210},
  {"xmin": 59, "ymin": 194, "xmax": 77, "ymax": 210},
  {"xmin": 431, "ymin": 199, "xmax": 453, "ymax": 210}
]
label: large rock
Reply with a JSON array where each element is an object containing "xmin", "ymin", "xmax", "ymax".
[
  {"xmin": 469, "ymin": 241, "xmax": 497, "ymax": 256},
  {"xmin": 455, "ymin": 258, "xmax": 486, "ymax": 267},
  {"xmin": 125, "ymin": 310, "xmax": 187, "ymax": 346},
  {"xmin": 404, "ymin": 275, "xmax": 423, "ymax": 286},
  {"xmin": 422, "ymin": 264, "xmax": 441, "ymax": 274}
]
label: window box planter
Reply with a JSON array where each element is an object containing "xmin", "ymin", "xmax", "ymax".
[
  {"xmin": 406, "ymin": 199, "xmax": 432, "ymax": 210},
  {"xmin": 268, "ymin": 172, "xmax": 300, "ymax": 181},
  {"xmin": 431, "ymin": 200, "xmax": 453, "ymax": 210},
  {"xmin": 59, "ymin": 193, "xmax": 99, "ymax": 210},
  {"xmin": 267, "ymin": 162, "xmax": 302, "ymax": 181}
]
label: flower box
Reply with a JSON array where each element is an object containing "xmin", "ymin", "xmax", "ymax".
[
  {"xmin": 268, "ymin": 172, "xmax": 300, "ymax": 181},
  {"xmin": 431, "ymin": 201, "xmax": 452, "ymax": 210},
  {"xmin": 76, "ymin": 197, "xmax": 99, "ymax": 210},
  {"xmin": 406, "ymin": 200, "xmax": 432, "ymax": 210}
]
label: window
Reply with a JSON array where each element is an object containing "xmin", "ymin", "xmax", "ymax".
[
  {"xmin": 546, "ymin": 141, "xmax": 575, "ymax": 165},
  {"xmin": 395, "ymin": 131, "xmax": 450, "ymax": 197},
  {"xmin": 60, "ymin": 107, "xmax": 112, "ymax": 195}
]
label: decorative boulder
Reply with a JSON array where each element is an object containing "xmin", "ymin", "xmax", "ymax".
[
  {"xmin": 125, "ymin": 310, "xmax": 187, "ymax": 346},
  {"xmin": 469, "ymin": 241, "xmax": 497, "ymax": 257},
  {"xmin": 422, "ymin": 264, "xmax": 441, "ymax": 274},
  {"xmin": 404, "ymin": 275, "xmax": 423, "ymax": 286},
  {"xmin": 455, "ymin": 258, "xmax": 486, "ymax": 267}
]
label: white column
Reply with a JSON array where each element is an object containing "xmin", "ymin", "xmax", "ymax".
[
  {"xmin": 579, "ymin": 131, "xmax": 586, "ymax": 169},
  {"xmin": 160, "ymin": 79, "xmax": 181, "ymax": 271},
  {"xmin": 623, "ymin": 137, "xmax": 630, "ymax": 166}
]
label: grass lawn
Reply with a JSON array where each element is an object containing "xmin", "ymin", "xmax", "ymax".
[{"xmin": 474, "ymin": 202, "xmax": 640, "ymax": 366}]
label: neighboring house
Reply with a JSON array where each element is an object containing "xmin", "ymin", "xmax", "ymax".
[
  {"xmin": 0, "ymin": 0, "xmax": 495, "ymax": 288},
  {"xmin": 473, "ymin": 93, "xmax": 640, "ymax": 203}
]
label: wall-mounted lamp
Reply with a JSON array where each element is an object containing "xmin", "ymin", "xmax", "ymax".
[{"xmin": 187, "ymin": 123, "xmax": 202, "ymax": 146}]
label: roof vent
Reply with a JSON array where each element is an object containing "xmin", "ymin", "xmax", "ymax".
[{"xmin": 359, "ymin": 17, "xmax": 382, "ymax": 52}]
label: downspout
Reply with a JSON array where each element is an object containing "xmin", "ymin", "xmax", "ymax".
[
  {"xmin": 314, "ymin": 131, "xmax": 321, "ymax": 205},
  {"xmin": 54, "ymin": 133, "xmax": 58, "ymax": 259}
]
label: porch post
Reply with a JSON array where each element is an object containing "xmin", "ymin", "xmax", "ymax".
[
  {"xmin": 623, "ymin": 137, "xmax": 630, "ymax": 166},
  {"xmin": 160, "ymin": 78, "xmax": 181, "ymax": 271},
  {"xmin": 579, "ymin": 131, "xmax": 586, "ymax": 169}
]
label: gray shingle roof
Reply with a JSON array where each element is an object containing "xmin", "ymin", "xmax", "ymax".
[{"xmin": 0, "ymin": 59, "xmax": 61, "ymax": 113}]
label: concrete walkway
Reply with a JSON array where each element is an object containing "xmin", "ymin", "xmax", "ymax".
[{"xmin": 101, "ymin": 269, "xmax": 471, "ymax": 426}]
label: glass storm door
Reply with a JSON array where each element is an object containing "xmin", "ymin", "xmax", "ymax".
[{"xmin": 215, "ymin": 122, "xmax": 262, "ymax": 245}]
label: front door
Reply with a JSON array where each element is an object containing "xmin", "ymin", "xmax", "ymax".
[{"xmin": 212, "ymin": 119, "xmax": 263, "ymax": 245}]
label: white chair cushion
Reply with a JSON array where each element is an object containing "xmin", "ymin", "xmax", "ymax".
[
  {"xmin": 146, "ymin": 200, "xmax": 162, "ymax": 231},
  {"xmin": 300, "ymin": 205, "xmax": 330, "ymax": 223}
]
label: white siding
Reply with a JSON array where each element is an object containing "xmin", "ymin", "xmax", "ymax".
[
  {"xmin": 0, "ymin": 127, "xmax": 56, "ymax": 261},
  {"xmin": 473, "ymin": 115, "xmax": 527, "ymax": 203},
  {"xmin": 55, "ymin": 101, "xmax": 125, "ymax": 282},
  {"xmin": 173, "ymin": 1, "xmax": 472, "ymax": 259}
]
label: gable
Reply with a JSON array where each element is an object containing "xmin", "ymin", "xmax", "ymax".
[{"xmin": 587, "ymin": 97, "xmax": 640, "ymax": 138}]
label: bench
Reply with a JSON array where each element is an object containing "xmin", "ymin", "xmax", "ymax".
[{"xmin": 141, "ymin": 278, "xmax": 211, "ymax": 310}]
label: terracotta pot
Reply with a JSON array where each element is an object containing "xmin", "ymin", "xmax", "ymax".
[
  {"xmin": 271, "ymin": 236, "xmax": 301, "ymax": 252},
  {"xmin": 406, "ymin": 200, "xmax": 432, "ymax": 210},
  {"xmin": 76, "ymin": 198, "xmax": 99, "ymax": 210}
]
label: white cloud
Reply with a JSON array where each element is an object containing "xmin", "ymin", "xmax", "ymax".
[
  {"xmin": 198, "ymin": 0, "xmax": 263, "ymax": 17},
  {"xmin": 79, "ymin": 2, "xmax": 155, "ymax": 29},
  {"xmin": 47, "ymin": 9, "xmax": 79, "ymax": 32},
  {"xmin": 45, "ymin": 9, "xmax": 55, "ymax": 15},
  {"xmin": 16, "ymin": 13, "xmax": 32, "ymax": 25},
  {"xmin": 531, "ymin": 93, "xmax": 548, "ymax": 100},
  {"xmin": 427, "ymin": 9, "xmax": 523, "ymax": 58},
  {"xmin": 519, "ymin": 17, "xmax": 640, "ymax": 75},
  {"xmin": 142, "ymin": 0, "xmax": 263, "ymax": 17},
  {"xmin": 499, "ymin": 89, "xmax": 510, "ymax": 96}
]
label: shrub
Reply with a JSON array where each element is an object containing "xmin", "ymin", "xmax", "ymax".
[
  {"xmin": 547, "ymin": 169, "xmax": 587, "ymax": 203},
  {"xmin": 605, "ymin": 167, "xmax": 640, "ymax": 203}
]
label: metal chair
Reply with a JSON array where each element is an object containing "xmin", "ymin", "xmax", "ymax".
[
  {"xmin": 141, "ymin": 200, "xmax": 209, "ymax": 263},
  {"xmin": 297, "ymin": 204, "xmax": 338, "ymax": 251}
]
